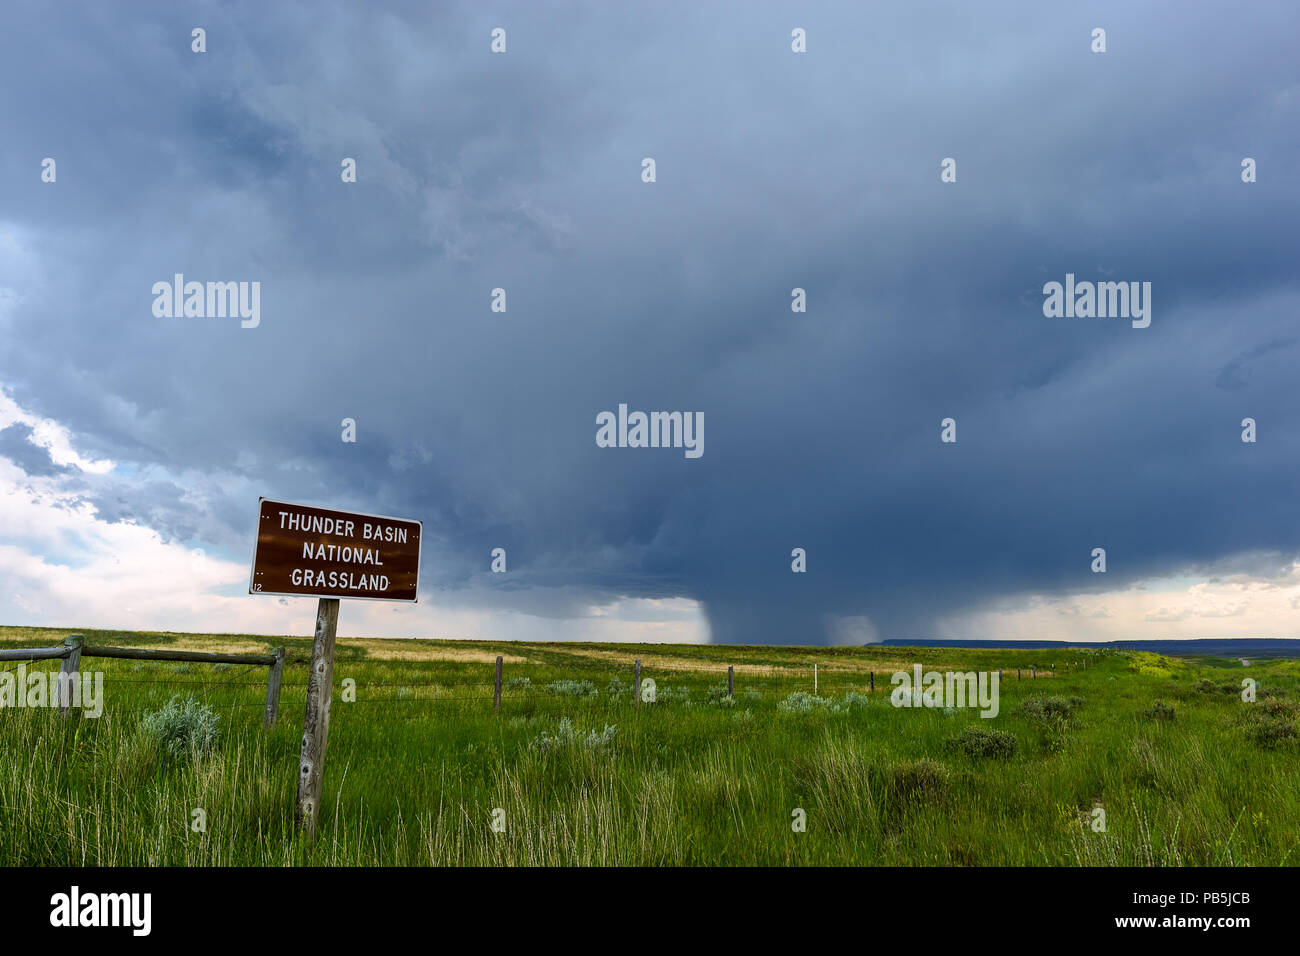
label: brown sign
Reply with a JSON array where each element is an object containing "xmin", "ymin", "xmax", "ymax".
[{"xmin": 249, "ymin": 498, "xmax": 422, "ymax": 602}]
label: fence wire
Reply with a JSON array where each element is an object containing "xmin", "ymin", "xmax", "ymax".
[{"xmin": 0, "ymin": 642, "xmax": 1075, "ymax": 726}]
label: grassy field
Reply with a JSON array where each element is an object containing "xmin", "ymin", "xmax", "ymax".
[{"xmin": 2, "ymin": 624, "xmax": 1298, "ymax": 866}]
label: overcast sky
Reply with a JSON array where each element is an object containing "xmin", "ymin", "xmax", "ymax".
[{"xmin": 1, "ymin": 1, "xmax": 1298, "ymax": 643}]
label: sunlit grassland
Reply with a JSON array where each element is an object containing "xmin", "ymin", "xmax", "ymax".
[{"xmin": 1, "ymin": 625, "xmax": 1297, "ymax": 866}]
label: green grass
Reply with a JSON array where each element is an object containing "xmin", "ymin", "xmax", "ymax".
[{"xmin": 1, "ymin": 625, "xmax": 1297, "ymax": 865}]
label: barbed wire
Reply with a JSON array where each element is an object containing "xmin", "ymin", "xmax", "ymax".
[
  {"xmin": 98, "ymin": 677, "xmax": 269, "ymax": 687},
  {"xmin": 3, "ymin": 655, "xmax": 1080, "ymax": 725},
  {"xmin": 198, "ymin": 663, "xmax": 263, "ymax": 701}
]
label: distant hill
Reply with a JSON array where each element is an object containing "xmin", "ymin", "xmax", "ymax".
[{"xmin": 879, "ymin": 638, "xmax": 1300, "ymax": 658}]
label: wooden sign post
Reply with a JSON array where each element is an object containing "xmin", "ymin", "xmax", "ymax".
[
  {"xmin": 248, "ymin": 497, "xmax": 422, "ymax": 837},
  {"xmin": 298, "ymin": 597, "xmax": 338, "ymax": 834}
]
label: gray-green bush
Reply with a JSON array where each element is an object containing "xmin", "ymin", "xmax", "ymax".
[
  {"xmin": 529, "ymin": 718, "xmax": 617, "ymax": 754},
  {"xmin": 140, "ymin": 696, "xmax": 219, "ymax": 760},
  {"xmin": 544, "ymin": 679, "xmax": 597, "ymax": 698},
  {"xmin": 948, "ymin": 725, "xmax": 1018, "ymax": 759}
]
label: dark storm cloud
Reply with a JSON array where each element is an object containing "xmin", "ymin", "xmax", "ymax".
[
  {"xmin": 0, "ymin": 424, "xmax": 69, "ymax": 477},
  {"xmin": 84, "ymin": 479, "xmax": 198, "ymax": 543},
  {"xmin": 1, "ymin": 0, "xmax": 1297, "ymax": 641}
]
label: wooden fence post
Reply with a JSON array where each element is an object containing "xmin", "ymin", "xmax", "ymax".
[
  {"xmin": 296, "ymin": 597, "xmax": 340, "ymax": 836},
  {"xmin": 1017, "ymin": 668, "xmax": 1021, "ymax": 680},
  {"xmin": 870, "ymin": 671, "xmax": 874, "ymax": 692},
  {"xmin": 59, "ymin": 635, "xmax": 83, "ymax": 716},
  {"xmin": 494, "ymin": 656, "xmax": 503, "ymax": 714},
  {"xmin": 634, "ymin": 658, "xmax": 641, "ymax": 709},
  {"xmin": 727, "ymin": 665, "xmax": 734, "ymax": 698},
  {"xmin": 814, "ymin": 664, "xmax": 818, "ymax": 694},
  {"xmin": 263, "ymin": 647, "xmax": 284, "ymax": 729},
  {"xmin": 1032, "ymin": 666, "xmax": 1036, "ymax": 679}
]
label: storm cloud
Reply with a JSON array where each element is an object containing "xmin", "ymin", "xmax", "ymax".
[{"xmin": 1, "ymin": 1, "xmax": 1297, "ymax": 642}]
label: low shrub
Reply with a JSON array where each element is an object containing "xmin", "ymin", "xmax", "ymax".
[
  {"xmin": 544, "ymin": 680, "xmax": 597, "ymax": 698},
  {"xmin": 886, "ymin": 758, "xmax": 951, "ymax": 806},
  {"xmin": 1260, "ymin": 697, "xmax": 1299, "ymax": 718},
  {"xmin": 836, "ymin": 692, "xmax": 872, "ymax": 712},
  {"xmin": 140, "ymin": 696, "xmax": 219, "ymax": 760},
  {"xmin": 1023, "ymin": 696, "xmax": 1077, "ymax": 723},
  {"xmin": 705, "ymin": 686, "xmax": 737, "ymax": 708},
  {"xmin": 655, "ymin": 685, "xmax": 691, "ymax": 703},
  {"xmin": 1197, "ymin": 679, "xmax": 1239, "ymax": 696},
  {"xmin": 778, "ymin": 692, "xmax": 832, "ymax": 714},
  {"xmin": 948, "ymin": 726, "xmax": 1018, "ymax": 759},
  {"xmin": 1245, "ymin": 715, "xmax": 1297, "ymax": 749},
  {"xmin": 530, "ymin": 718, "xmax": 616, "ymax": 754},
  {"xmin": 1139, "ymin": 700, "xmax": 1176, "ymax": 722}
]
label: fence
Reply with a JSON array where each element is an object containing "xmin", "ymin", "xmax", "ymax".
[
  {"xmin": 1, "ymin": 639, "xmax": 1094, "ymax": 724},
  {"xmin": 0, "ymin": 635, "xmax": 285, "ymax": 727},
  {"xmin": 255, "ymin": 654, "xmax": 1069, "ymax": 719}
]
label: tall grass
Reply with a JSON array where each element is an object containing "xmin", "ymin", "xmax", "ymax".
[{"xmin": 0, "ymin": 632, "xmax": 1296, "ymax": 865}]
